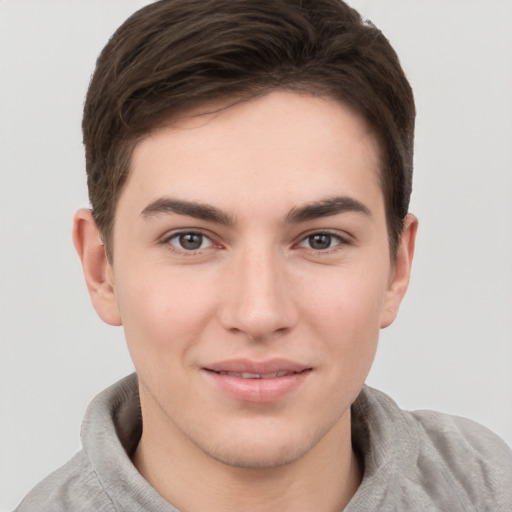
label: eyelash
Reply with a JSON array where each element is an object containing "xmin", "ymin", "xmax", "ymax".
[
  {"xmin": 296, "ymin": 231, "xmax": 350, "ymax": 253},
  {"xmin": 162, "ymin": 229, "xmax": 350, "ymax": 254},
  {"xmin": 162, "ymin": 230, "xmax": 217, "ymax": 253}
]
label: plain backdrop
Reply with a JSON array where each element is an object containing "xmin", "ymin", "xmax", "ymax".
[{"xmin": 1, "ymin": 1, "xmax": 511, "ymax": 510}]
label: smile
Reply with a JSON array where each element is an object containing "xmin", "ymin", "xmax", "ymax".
[
  {"xmin": 213, "ymin": 370, "xmax": 297, "ymax": 379},
  {"xmin": 203, "ymin": 361, "xmax": 312, "ymax": 402}
]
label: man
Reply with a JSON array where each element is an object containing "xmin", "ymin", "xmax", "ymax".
[{"xmin": 16, "ymin": 0, "xmax": 512, "ymax": 510}]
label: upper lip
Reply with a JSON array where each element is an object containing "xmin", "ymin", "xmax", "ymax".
[{"xmin": 204, "ymin": 358, "xmax": 311, "ymax": 375}]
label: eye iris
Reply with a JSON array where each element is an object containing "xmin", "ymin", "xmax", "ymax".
[
  {"xmin": 309, "ymin": 234, "xmax": 332, "ymax": 250},
  {"xmin": 179, "ymin": 233, "xmax": 203, "ymax": 250}
]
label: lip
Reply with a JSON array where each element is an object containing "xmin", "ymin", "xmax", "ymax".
[{"xmin": 202, "ymin": 358, "xmax": 312, "ymax": 403}]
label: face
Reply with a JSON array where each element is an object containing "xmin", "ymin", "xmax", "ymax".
[{"xmin": 77, "ymin": 91, "xmax": 415, "ymax": 469}]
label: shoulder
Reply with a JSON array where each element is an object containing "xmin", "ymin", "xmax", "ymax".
[
  {"xmin": 409, "ymin": 408, "xmax": 512, "ymax": 508},
  {"xmin": 351, "ymin": 386, "xmax": 512, "ymax": 511},
  {"xmin": 14, "ymin": 450, "xmax": 116, "ymax": 512},
  {"xmin": 411, "ymin": 406, "xmax": 512, "ymax": 463}
]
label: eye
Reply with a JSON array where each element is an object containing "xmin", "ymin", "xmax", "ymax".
[
  {"xmin": 298, "ymin": 232, "xmax": 344, "ymax": 251},
  {"xmin": 166, "ymin": 231, "xmax": 213, "ymax": 251}
]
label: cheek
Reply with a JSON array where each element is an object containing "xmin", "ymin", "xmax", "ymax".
[
  {"xmin": 303, "ymin": 264, "xmax": 388, "ymax": 329},
  {"xmin": 299, "ymin": 264, "xmax": 388, "ymax": 370},
  {"xmin": 114, "ymin": 265, "xmax": 218, "ymax": 366}
]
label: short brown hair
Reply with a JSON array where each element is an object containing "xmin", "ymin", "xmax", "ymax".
[{"xmin": 83, "ymin": 0, "xmax": 415, "ymax": 259}]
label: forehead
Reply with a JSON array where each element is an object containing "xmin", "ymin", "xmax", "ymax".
[{"xmin": 123, "ymin": 91, "xmax": 384, "ymax": 218}]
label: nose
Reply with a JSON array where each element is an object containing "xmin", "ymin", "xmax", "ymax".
[{"xmin": 218, "ymin": 245, "xmax": 299, "ymax": 341}]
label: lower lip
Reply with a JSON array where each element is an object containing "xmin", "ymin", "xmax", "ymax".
[{"xmin": 203, "ymin": 370, "xmax": 311, "ymax": 403}]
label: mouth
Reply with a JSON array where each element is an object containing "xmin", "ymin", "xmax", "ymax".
[
  {"xmin": 204, "ymin": 358, "xmax": 310, "ymax": 375},
  {"xmin": 202, "ymin": 360, "xmax": 312, "ymax": 402},
  {"xmin": 207, "ymin": 369, "xmax": 308, "ymax": 379}
]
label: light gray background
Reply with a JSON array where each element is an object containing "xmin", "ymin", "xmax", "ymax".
[{"xmin": 1, "ymin": 1, "xmax": 511, "ymax": 510}]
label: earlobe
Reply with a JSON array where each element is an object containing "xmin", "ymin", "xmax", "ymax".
[
  {"xmin": 72, "ymin": 209, "xmax": 122, "ymax": 326},
  {"xmin": 380, "ymin": 214, "xmax": 418, "ymax": 329}
]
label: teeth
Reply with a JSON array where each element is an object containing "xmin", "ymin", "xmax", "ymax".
[
  {"xmin": 242, "ymin": 372, "xmax": 263, "ymax": 379},
  {"xmin": 218, "ymin": 371, "xmax": 292, "ymax": 379}
]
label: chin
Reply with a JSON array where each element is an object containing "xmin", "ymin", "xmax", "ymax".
[
  {"xmin": 195, "ymin": 421, "xmax": 330, "ymax": 470},
  {"xmin": 203, "ymin": 442, "xmax": 310, "ymax": 470}
]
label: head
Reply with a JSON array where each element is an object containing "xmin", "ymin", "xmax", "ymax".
[
  {"xmin": 74, "ymin": 0, "xmax": 417, "ymax": 479},
  {"xmin": 82, "ymin": 0, "xmax": 415, "ymax": 261}
]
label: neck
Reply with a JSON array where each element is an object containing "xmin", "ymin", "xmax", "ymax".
[{"xmin": 133, "ymin": 390, "xmax": 362, "ymax": 512}]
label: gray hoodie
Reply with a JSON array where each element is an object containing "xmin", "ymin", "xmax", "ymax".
[{"xmin": 16, "ymin": 374, "xmax": 512, "ymax": 511}]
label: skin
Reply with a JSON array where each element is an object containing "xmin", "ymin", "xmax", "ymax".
[{"xmin": 74, "ymin": 91, "xmax": 417, "ymax": 512}]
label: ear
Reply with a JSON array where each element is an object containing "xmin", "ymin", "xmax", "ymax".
[
  {"xmin": 72, "ymin": 209, "xmax": 122, "ymax": 326},
  {"xmin": 380, "ymin": 214, "xmax": 418, "ymax": 328}
]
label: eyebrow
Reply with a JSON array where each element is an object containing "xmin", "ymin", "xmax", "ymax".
[
  {"xmin": 140, "ymin": 195, "xmax": 370, "ymax": 226},
  {"xmin": 286, "ymin": 196, "xmax": 371, "ymax": 223},
  {"xmin": 140, "ymin": 197, "xmax": 234, "ymax": 226}
]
